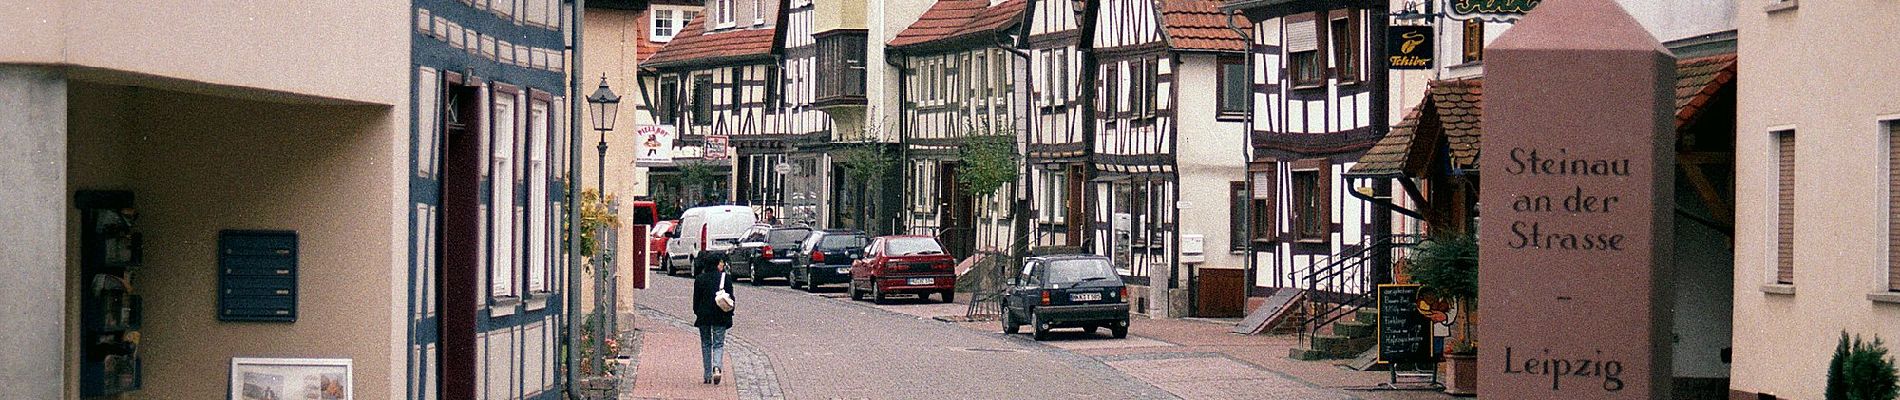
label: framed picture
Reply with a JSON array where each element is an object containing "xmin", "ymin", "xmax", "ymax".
[{"xmin": 230, "ymin": 358, "xmax": 351, "ymax": 400}]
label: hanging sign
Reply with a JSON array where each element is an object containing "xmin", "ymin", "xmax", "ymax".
[
  {"xmin": 634, "ymin": 125, "xmax": 676, "ymax": 167},
  {"xmin": 1387, "ymin": 26, "xmax": 1435, "ymax": 70},
  {"xmin": 703, "ymin": 135, "xmax": 731, "ymax": 161},
  {"xmin": 1447, "ymin": 0, "xmax": 1542, "ymax": 22}
]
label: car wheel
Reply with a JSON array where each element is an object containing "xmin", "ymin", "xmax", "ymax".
[
  {"xmin": 787, "ymin": 269, "xmax": 801, "ymax": 289},
  {"xmin": 941, "ymin": 290, "xmax": 956, "ymax": 303},
  {"xmin": 1111, "ymin": 325, "xmax": 1128, "ymax": 339},
  {"xmin": 1030, "ymin": 312, "xmax": 1049, "ymax": 341},
  {"xmin": 1085, "ymin": 326, "xmax": 1099, "ymax": 335},
  {"xmin": 749, "ymin": 268, "xmax": 764, "ymax": 286},
  {"xmin": 849, "ymin": 281, "xmax": 863, "ymax": 301},
  {"xmin": 871, "ymin": 283, "xmax": 888, "ymax": 305},
  {"xmin": 800, "ymin": 270, "xmax": 816, "ymax": 292},
  {"xmin": 1002, "ymin": 308, "xmax": 1020, "ymax": 334}
]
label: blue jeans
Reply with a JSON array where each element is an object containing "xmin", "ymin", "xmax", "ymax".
[{"xmin": 698, "ymin": 325, "xmax": 728, "ymax": 380}]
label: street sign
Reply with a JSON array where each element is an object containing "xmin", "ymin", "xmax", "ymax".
[{"xmin": 774, "ymin": 162, "xmax": 793, "ymax": 175}]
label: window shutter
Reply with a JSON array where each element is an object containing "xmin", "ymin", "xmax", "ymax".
[
  {"xmin": 1288, "ymin": 20, "xmax": 1318, "ymax": 53},
  {"xmin": 1777, "ymin": 130, "xmax": 1795, "ymax": 285},
  {"xmin": 1890, "ymin": 123, "xmax": 1899, "ymax": 291}
]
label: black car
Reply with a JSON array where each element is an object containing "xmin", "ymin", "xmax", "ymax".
[
  {"xmin": 789, "ymin": 230, "xmax": 866, "ymax": 291},
  {"xmin": 1001, "ymin": 255, "xmax": 1130, "ymax": 340},
  {"xmin": 729, "ymin": 225, "xmax": 813, "ymax": 286}
]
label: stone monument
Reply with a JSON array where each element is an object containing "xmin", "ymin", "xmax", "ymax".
[{"xmin": 1478, "ymin": 0, "xmax": 1677, "ymax": 398}]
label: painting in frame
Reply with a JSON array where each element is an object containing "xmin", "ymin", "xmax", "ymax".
[{"xmin": 229, "ymin": 357, "xmax": 351, "ymax": 400}]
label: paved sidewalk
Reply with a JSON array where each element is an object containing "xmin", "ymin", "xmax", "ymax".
[{"xmin": 622, "ymin": 307, "xmax": 784, "ymax": 400}]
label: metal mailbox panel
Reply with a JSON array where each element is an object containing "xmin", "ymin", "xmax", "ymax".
[{"xmin": 217, "ymin": 230, "xmax": 298, "ymax": 322}]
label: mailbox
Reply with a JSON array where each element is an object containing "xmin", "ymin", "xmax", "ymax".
[
  {"xmin": 1179, "ymin": 234, "xmax": 1205, "ymax": 263},
  {"xmin": 217, "ymin": 230, "xmax": 298, "ymax": 322}
]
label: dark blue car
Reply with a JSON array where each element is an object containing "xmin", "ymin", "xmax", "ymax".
[{"xmin": 789, "ymin": 230, "xmax": 866, "ymax": 291}]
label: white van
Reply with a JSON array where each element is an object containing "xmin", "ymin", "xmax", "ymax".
[{"xmin": 665, "ymin": 205, "xmax": 757, "ymax": 275}]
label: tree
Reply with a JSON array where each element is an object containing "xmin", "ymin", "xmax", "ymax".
[
  {"xmin": 1829, "ymin": 331, "xmax": 1900, "ymax": 400},
  {"xmin": 955, "ymin": 127, "xmax": 1018, "ymax": 196}
]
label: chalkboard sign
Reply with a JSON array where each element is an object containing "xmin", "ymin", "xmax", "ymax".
[{"xmin": 1378, "ymin": 284, "xmax": 1432, "ymax": 363}]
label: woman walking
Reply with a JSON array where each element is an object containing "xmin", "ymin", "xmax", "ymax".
[{"xmin": 693, "ymin": 256, "xmax": 736, "ymax": 385}]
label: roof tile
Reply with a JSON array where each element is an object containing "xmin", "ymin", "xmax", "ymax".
[
  {"xmin": 646, "ymin": 14, "xmax": 780, "ymax": 68},
  {"xmin": 889, "ymin": 0, "xmax": 1027, "ymax": 49},
  {"xmin": 1158, "ymin": 0, "xmax": 1250, "ymax": 52}
]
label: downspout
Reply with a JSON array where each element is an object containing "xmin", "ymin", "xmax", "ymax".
[
  {"xmin": 1225, "ymin": 11, "xmax": 1258, "ymax": 296},
  {"xmin": 1367, "ymin": 2, "xmax": 1393, "ymax": 285},
  {"xmin": 565, "ymin": 0, "xmax": 586, "ymax": 397},
  {"xmin": 993, "ymin": 8, "xmax": 1034, "ymax": 272},
  {"xmin": 884, "ymin": 50, "xmax": 908, "ymax": 234}
]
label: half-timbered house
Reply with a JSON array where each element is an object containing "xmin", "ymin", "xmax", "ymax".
[
  {"xmin": 644, "ymin": 0, "xmax": 790, "ymax": 210},
  {"xmin": 1224, "ymin": 0, "xmax": 1382, "ymax": 299},
  {"xmin": 888, "ymin": 0, "xmax": 1029, "ymax": 260},
  {"xmin": 1024, "ymin": 0, "xmax": 1090, "ymax": 249},
  {"xmin": 1085, "ymin": 0, "xmax": 1251, "ymax": 316}
]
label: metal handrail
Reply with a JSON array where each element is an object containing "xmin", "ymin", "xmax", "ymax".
[{"xmin": 1294, "ymin": 235, "xmax": 1423, "ymax": 349}]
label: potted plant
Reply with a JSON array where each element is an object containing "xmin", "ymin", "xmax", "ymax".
[{"xmin": 1408, "ymin": 233, "xmax": 1479, "ymax": 396}]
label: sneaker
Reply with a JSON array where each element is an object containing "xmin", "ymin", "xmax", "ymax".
[{"xmin": 713, "ymin": 368, "xmax": 722, "ymax": 385}]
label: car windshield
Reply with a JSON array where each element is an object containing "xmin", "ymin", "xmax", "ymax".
[
  {"xmin": 818, "ymin": 234, "xmax": 866, "ymax": 249},
  {"xmin": 768, "ymin": 228, "xmax": 811, "ymax": 245},
  {"xmin": 1045, "ymin": 259, "xmax": 1118, "ymax": 285},
  {"xmin": 885, "ymin": 238, "xmax": 945, "ymax": 255}
]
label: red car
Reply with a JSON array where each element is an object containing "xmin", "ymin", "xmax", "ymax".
[
  {"xmin": 850, "ymin": 235, "xmax": 957, "ymax": 304},
  {"xmin": 648, "ymin": 220, "xmax": 677, "ymax": 270}
]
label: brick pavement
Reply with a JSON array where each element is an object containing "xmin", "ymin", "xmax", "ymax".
[{"xmin": 623, "ymin": 311, "xmax": 740, "ymax": 400}]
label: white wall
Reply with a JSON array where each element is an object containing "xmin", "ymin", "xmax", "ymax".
[
  {"xmin": 1174, "ymin": 54, "xmax": 1249, "ymax": 270},
  {"xmin": 0, "ymin": 66, "xmax": 68, "ymax": 400}
]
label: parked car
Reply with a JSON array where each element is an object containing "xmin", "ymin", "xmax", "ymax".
[
  {"xmin": 729, "ymin": 225, "xmax": 813, "ymax": 286},
  {"xmin": 1001, "ymin": 255, "xmax": 1130, "ymax": 340},
  {"xmin": 666, "ymin": 205, "xmax": 756, "ymax": 276},
  {"xmin": 850, "ymin": 235, "xmax": 957, "ymax": 304},
  {"xmin": 648, "ymin": 220, "xmax": 677, "ymax": 270},
  {"xmin": 789, "ymin": 230, "xmax": 866, "ymax": 291}
]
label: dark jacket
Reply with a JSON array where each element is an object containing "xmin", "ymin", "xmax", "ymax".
[{"xmin": 693, "ymin": 269, "xmax": 735, "ymax": 327}]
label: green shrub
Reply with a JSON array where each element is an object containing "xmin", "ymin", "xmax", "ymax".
[{"xmin": 1828, "ymin": 331, "xmax": 1899, "ymax": 400}]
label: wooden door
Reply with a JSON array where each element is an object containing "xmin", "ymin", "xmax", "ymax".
[
  {"xmin": 1195, "ymin": 268, "xmax": 1246, "ymax": 317},
  {"xmin": 437, "ymin": 82, "xmax": 482, "ymax": 400},
  {"xmin": 1065, "ymin": 165, "xmax": 1086, "ymax": 247}
]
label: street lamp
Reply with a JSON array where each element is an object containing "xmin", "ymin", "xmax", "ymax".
[
  {"xmin": 584, "ymin": 74, "xmax": 621, "ymax": 353},
  {"xmin": 587, "ymin": 74, "xmax": 622, "ymax": 194}
]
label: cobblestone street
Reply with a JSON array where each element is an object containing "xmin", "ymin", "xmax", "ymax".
[{"xmin": 625, "ymin": 273, "xmax": 1450, "ymax": 399}]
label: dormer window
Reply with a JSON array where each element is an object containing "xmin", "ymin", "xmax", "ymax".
[
  {"xmin": 717, "ymin": 0, "xmax": 735, "ymax": 27},
  {"xmin": 651, "ymin": 6, "xmax": 698, "ymax": 43}
]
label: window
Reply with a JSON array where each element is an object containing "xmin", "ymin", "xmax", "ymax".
[
  {"xmin": 1218, "ymin": 56, "xmax": 1247, "ymax": 115},
  {"xmin": 1230, "ymin": 181, "xmax": 1248, "ymax": 251},
  {"xmin": 1463, "ymin": 19, "xmax": 1484, "ymax": 64},
  {"xmin": 730, "ymin": 68, "xmax": 744, "ymax": 110},
  {"xmin": 753, "ymin": 0, "xmax": 764, "ymax": 24},
  {"xmin": 657, "ymin": 76, "xmax": 679, "ymax": 125},
  {"xmin": 716, "ymin": 0, "xmax": 735, "ymax": 26},
  {"xmin": 1288, "ymin": 19, "xmax": 1322, "ymax": 87},
  {"xmin": 1250, "ymin": 164, "xmax": 1276, "ymax": 242},
  {"xmin": 1290, "ymin": 162, "xmax": 1330, "ymax": 242},
  {"xmin": 491, "ymin": 87, "xmax": 519, "ymax": 299},
  {"xmin": 764, "ymin": 64, "xmax": 780, "ymax": 114},
  {"xmin": 1330, "ymin": 17, "xmax": 1359, "ymax": 83},
  {"xmin": 692, "ymin": 75, "xmax": 713, "ymax": 126},
  {"xmin": 650, "ymin": 7, "xmax": 698, "ymax": 42},
  {"xmin": 1776, "ymin": 129, "xmax": 1795, "ymax": 284},
  {"xmin": 815, "ymin": 33, "xmax": 868, "ymax": 103},
  {"xmin": 1103, "ymin": 63, "xmax": 1119, "ymax": 116},
  {"xmin": 527, "ymin": 98, "xmax": 550, "ymax": 293}
]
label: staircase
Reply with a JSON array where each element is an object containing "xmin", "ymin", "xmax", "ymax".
[{"xmin": 1286, "ymin": 235, "xmax": 1422, "ymax": 360}]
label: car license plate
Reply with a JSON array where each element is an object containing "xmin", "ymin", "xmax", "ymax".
[
  {"xmin": 836, "ymin": 267, "xmax": 850, "ymax": 274},
  {"xmin": 907, "ymin": 278, "xmax": 933, "ymax": 285},
  {"xmin": 1071, "ymin": 292, "xmax": 1102, "ymax": 302}
]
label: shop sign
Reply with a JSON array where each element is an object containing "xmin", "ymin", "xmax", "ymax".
[
  {"xmin": 634, "ymin": 124, "xmax": 676, "ymax": 166},
  {"xmin": 1448, "ymin": 0, "xmax": 1541, "ymax": 22},
  {"xmin": 704, "ymin": 135, "xmax": 731, "ymax": 161},
  {"xmin": 1387, "ymin": 26, "xmax": 1434, "ymax": 70}
]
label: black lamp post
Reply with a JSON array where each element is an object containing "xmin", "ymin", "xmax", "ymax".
[
  {"xmin": 587, "ymin": 74, "xmax": 622, "ymax": 194},
  {"xmin": 584, "ymin": 74, "xmax": 620, "ymax": 349}
]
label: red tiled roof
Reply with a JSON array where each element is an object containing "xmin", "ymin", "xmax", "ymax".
[
  {"xmin": 645, "ymin": 14, "xmax": 779, "ymax": 68},
  {"xmin": 889, "ymin": 0, "xmax": 1027, "ymax": 50},
  {"xmin": 1349, "ymin": 54, "xmax": 1739, "ymax": 176},
  {"xmin": 1675, "ymin": 54, "xmax": 1737, "ymax": 130},
  {"xmin": 1158, "ymin": 0, "xmax": 1250, "ymax": 52}
]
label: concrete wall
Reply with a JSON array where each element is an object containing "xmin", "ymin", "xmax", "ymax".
[
  {"xmin": 1174, "ymin": 54, "xmax": 1248, "ymax": 271},
  {"xmin": 63, "ymin": 83, "xmax": 402, "ymax": 400},
  {"xmin": 0, "ymin": 66, "xmax": 69, "ymax": 400},
  {"xmin": 584, "ymin": 7, "xmax": 652, "ymax": 321},
  {"xmin": 0, "ymin": 0, "xmax": 408, "ymax": 106},
  {"xmin": 867, "ymin": 0, "xmax": 934, "ymax": 141},
  {"xmin": 1733, "ymin": 1, "xmax": 1900, "ymax": 398}
]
